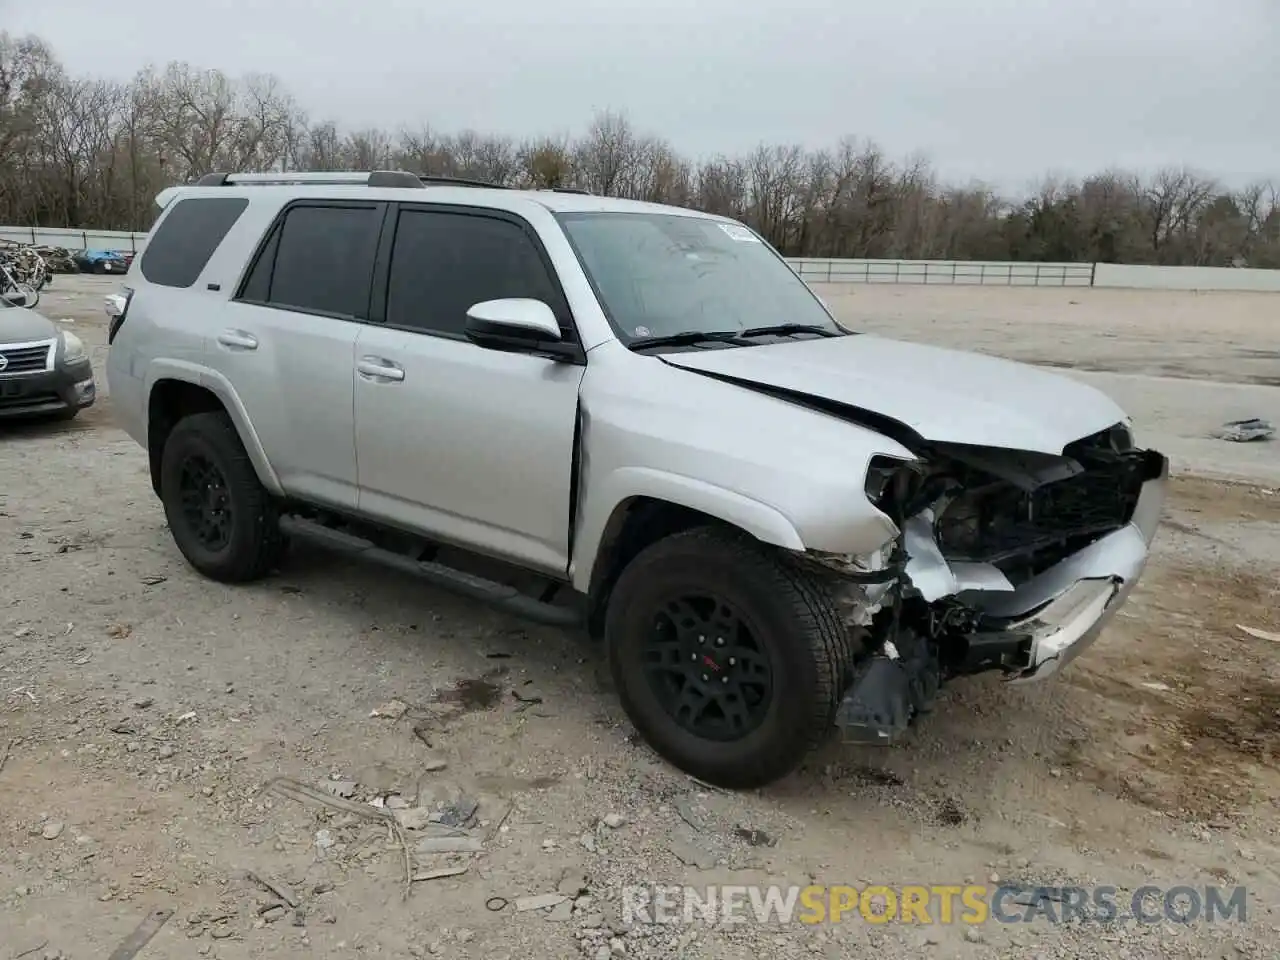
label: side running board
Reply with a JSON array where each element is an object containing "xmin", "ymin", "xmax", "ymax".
[{"xmin": 278, "ymin": 515, "xmax": 584, "ymax": 628}]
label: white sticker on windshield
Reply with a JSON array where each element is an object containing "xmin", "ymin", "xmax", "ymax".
[{"xmin": 718, "ymin": 223, "xmax": 761, "ymax": 243}]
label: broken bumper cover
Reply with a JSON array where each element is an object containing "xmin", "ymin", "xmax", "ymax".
[
  {"xmin": 833, "ymin": 448, "xmax": 1168, "ymax": 742},
  {"xmin": 975, "ymin": 449, "xmax": 1169, "ymax": 682}
]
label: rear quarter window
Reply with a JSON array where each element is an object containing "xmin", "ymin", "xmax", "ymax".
[{"xmin": 139, "ymin": 196, "xmax": 249, "ymax": 288}]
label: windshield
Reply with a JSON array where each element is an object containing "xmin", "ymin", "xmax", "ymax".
[{"xmin": 555, "ymin": 212, "xmax": 843, "ymax": 344}]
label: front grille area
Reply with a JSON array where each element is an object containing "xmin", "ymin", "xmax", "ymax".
[
  {"xmin": 935, "ymin": 427, "xmax": 1150, "ymax": 571},
  {"xmin": 0, "ymin": 341, "xmax": 53, "ymax": 374}
]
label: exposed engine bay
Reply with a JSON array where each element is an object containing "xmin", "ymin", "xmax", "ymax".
[{"xmin": 803, "ymin": 422, "xmax": 1169, "ymax": 745}]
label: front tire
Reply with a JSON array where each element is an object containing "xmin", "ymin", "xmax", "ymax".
[
  {"xmin": 159, "ymin": 411, "xmax": 283, "ymax": 583},
  {"xmin": 605, "ymin": 526, "xmax": 851, "ymax": 788}
]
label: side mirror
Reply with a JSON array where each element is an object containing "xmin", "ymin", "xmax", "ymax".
[{"xmin": 464, "ymin": 298, "xmax": 562, "ymax": 344}]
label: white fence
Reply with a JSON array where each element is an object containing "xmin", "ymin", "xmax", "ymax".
[
  {"xmin": 791, "ymin": 258, "xmax": 1095, "ymax": 287},
  {"xmin": 0, "ymin": 225, "xmax": 149, "ymax": 253},
  {"xmin": 1091, "ymin": 263, "xmax": 1280, "ymax": 293},
  {"xmin": 4, "ymin": 224, "xmax": 1279, "ymax": 292}
]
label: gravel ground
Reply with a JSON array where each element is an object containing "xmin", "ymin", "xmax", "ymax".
[{"xmin": 2, "ymin": 276, "xmax": 1278, "ymax": 959}]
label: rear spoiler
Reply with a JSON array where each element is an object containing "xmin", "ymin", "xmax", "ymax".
[{"xmin": 154, "ymin": 186, "xmax": 186, "ymax": 210}]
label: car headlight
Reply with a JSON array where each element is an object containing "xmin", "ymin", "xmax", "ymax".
[
  {"xmin": 864, "ymin": 455, "xmax": 914, "ymax": 513},
  {"xmin": 60, "ymin": 331, "xmax": 87, "ymax": 362}
]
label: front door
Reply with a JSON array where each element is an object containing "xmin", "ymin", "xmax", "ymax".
[{"xmin": 353, "ymin": 205, "xmax": 585, "ymax": 575}]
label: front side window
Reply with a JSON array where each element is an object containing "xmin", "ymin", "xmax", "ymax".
[
  {"xmin": 555, "ymin": 212, "xmax": 843, "ymax": 345},
  {"xmin": 385, "ymin": 208, "xmax": 562, "ymax": 336},
  {"xmin": 248, "ymin": 204, "xmax": 382, "ymax": 318}
]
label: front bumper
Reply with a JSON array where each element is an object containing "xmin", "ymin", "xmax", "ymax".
[
  {"xmin": 0, "ymin": 358, "xmax": 96, "ymax": 419},
  {"xmin": 969, "ymin": 450, "xmax": 1169, "ymax": 682}
]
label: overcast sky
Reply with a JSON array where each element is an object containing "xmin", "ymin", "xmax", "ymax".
[{"xmin": 6, "ymin": 0, "xmax": 1277, "ymax": 190}]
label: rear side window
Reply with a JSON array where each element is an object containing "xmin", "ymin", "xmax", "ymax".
[
  {"xmin": 139, "ymin": 196, "xmax": 248, "ymax": 288},
  {"xmin": 385, "ymin": 209, "xmax": 563, "ymax": 336},
  {"xmin": 243, "ymin": 204, "xmax": 382, "ymax": 318}
]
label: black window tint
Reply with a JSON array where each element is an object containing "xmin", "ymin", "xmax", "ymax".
[
  {"xmin": 238, "ymin": 225, "xmax": 279, "ymax": 302},
  {"xmin": 139, "ymin": 197, "xmax": 248, "ymax": 288},
  {"xmin": 266, "ymin": 205, "xmax": 382, "ymax": 317},
  {"xmin": 386, "ymin": 210, "xmax": 560, "ymax": 335}
]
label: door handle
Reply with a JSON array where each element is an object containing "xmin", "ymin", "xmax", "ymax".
[
  {"xmin": 217, "ymin": 330, "xmax": 258, "ymax": 350},
  {"xmin": 357, "ymin": 356, "xmax": 405, "ymax": 382}
]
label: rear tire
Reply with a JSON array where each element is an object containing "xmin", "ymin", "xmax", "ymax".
[
  {"xmin": 605, "ymin": 526, "xmax": 850, "ymax": 789},
  {"xmin": 159, "ymin": 411, "xmax": 283, "ymax": 583}
]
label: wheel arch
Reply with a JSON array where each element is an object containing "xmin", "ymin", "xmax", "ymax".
[
  {"xmin": 145, "ymin": 367, "xmax": 282, "ymax": 498},
  {"xmin": 577, "ymin": 469, "xmax": 806, "ymax": 639}
]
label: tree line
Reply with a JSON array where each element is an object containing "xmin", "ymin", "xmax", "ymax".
[{"xmin": 2, "ymin": 32, "xmax": 1277, "ymax": 267}]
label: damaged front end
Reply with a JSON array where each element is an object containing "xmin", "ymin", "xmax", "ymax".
[{"xmin": 805, "ymin": 423, "xmax": 1169, "ymax": 745}]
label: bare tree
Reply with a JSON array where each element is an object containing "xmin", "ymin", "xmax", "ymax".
[{"xmin": 1, "ymin": 29, "xmax": 1277, "ymax": 268}]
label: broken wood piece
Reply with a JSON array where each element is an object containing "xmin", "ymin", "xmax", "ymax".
[
  {"xmin": 413, "ymin": 835, "xmax": 484, "ymax": 855},
  {"xmin": 107, "ymin": 907, "xmax": 173, "ymax": 960},
  {"xmin": 411, "ymin": 865, "xmax": 470, "ymax": 882},
  {"xmin": 246, "ymin": 870, "xmax": 300, "ymax": 907},
  {"xmin": 1236, "ymin": 624, "xmax": 1280, "ymax": 643},
  {"xmin": 514, "ymin": 893, "xmax": 566, "ymax": 912}
]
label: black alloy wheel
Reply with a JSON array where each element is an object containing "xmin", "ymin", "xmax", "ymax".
[
  {"xmin": 176, "ymin": 453, "xmax": 233, "ymax": 551},
  {"xmin": 642, "ymin": 593, "xmax": 774, "ymax": 741},
  {"xmin": 605, "ymin": 526, "xmax": 851, "ymax": 789}
]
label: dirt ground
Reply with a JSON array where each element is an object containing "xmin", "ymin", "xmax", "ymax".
[{"xmin": 2, "ymin": 276, "xmax": 1278, "ymax": 960}]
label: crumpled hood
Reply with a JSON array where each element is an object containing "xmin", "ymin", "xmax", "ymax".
[
  {"xmin": 661, "ymin": 333, "xmax": 1129, "ymax": 454},
  {"xmin": 0, "ymin": 305, "xmax": 57, "ymax": 344}
]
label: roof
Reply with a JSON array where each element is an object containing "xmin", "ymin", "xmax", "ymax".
[{"xmin": 153, "ymin": 178, "xmax": 726, "ymax": 221}]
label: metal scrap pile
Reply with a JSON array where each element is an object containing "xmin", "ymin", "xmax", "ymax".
[
  {"xmin": 0, "ymin": 240, "xmax": 52, "ymax": 291},
  {"xmin": 34, "ymin": 244, "xmax": 79, "ymax": 274}
]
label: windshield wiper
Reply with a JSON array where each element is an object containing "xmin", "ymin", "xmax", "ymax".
[
  {"xmin": 738, "ymin": 323, "xmax": 842, "ymax": 339},
  {"xmin": 629, "ymin": 330, "xmax": 755, "ymax": 351}
]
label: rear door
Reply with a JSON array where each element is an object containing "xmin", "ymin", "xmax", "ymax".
[{"xmin": 213, "ymin": 200, "xmax": 386, "ymax": 509}]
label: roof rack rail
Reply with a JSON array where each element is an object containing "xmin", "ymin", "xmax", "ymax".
[
  {"xmin": 195, "ymin": 170, "xmax": 425, "ymax": 188},
  {"xmin": 549, "ymin": 187, "xmax": 591, "ymax": 195},
  {"xmin": 419, "ymin": 175, "xmax": 508, "ymax": 189}
]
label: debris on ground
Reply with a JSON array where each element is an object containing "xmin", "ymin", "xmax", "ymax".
[
  {"xmin": 370, "ymin": 699, "xmax": 409, "ymax": 720},
  {"xmin": 734, "ymin": 825, "xmax": 776, "ymax": 847},
  {"xmin": 411, "ymin": 864, "xmax": 470, "ymax": 883},
  {"xmin": 1236, "ymin": 624, "xmax": 1280, "ymax": 643},
  {"xmin": 671, "ymin": 794, "xmax": 709, "ymax": 832},
  {"xmin": 264, "ymin": 777, "xmax": 414, "ymax": 898},
  {"xmin": 1215, "ymin": 418, "xmax": 1275, "ymax": 442},
  {"xmin": 245, "ymin": 871, "xmax": 300, "ymax": 907},
  {"xmin": 107, "ymin": 907, "xmax": 173, "ymax": 960},
  {"xmin": 515, "ymin": 893, "xmax": 566, "ymax": 912},
  {"xmin": 669, "ymin": 835, "xmax": 717, "ymax": 869},
  {"xmin": 413, "ymin": 832, "xmax": 484, "ymax": 854}
]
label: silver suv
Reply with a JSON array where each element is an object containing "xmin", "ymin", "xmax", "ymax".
[{"xmin": 107, "ymin": 171, "xmax": 1168, "ymax": 788}]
